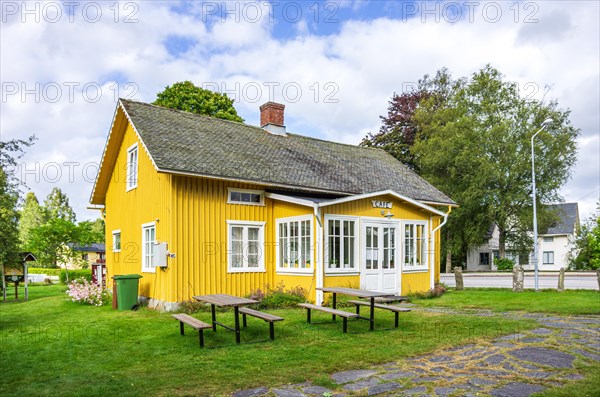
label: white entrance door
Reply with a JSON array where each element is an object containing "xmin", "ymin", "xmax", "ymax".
[{"xmin": 362, "ymin": 222, "xmax": 399, "ymax": 293}]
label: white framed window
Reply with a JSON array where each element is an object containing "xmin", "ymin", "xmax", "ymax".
[
  {"xmin": 403, "ymin": 221, "xmax": 428, "ymax": 271},
  {"xmin": 112, "ymin": 230, "xmax": 121, "ymax": 252},
  {"xmin": 276, "ymin": 215, "xmax": 313, "ymax": 274},
  {"xmin": 542, "ymin": 251, "xmax": 554, "ymax": 265},
  {"xmin": 543, "ymin": 236, "xmax": 554, "ymax": 242},
  {"xmin": 126, "ymin": 143, "xmax": 138, "ymax": 191},
  {"xmin": 142, "ymin": 222, "xmax": 156, "ymax": 273},
  {"xmin": 227, "ymin": 188, "xmax": 264, "ymax": 205},
  {"xmin": 325, "ymin": 215, "xmax": 358, "ymax": 273},
  {"xmin": 227, "ymin": 220, "xmax": 265, "ymax": 273}
]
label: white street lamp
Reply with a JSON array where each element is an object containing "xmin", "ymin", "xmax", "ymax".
[{"xmin": 531, "ymin": 118, "xmax": 553, "ymax": 291}]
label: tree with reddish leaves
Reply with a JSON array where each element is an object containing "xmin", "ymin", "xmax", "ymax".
[{"xmin": 360, "ymin": 90, "xmax": 427, "ymax": 171}]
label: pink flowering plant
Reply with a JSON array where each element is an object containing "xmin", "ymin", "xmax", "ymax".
[{"xmin": 66, "ymin": 278, "xmax": 112, "ymax": 306}]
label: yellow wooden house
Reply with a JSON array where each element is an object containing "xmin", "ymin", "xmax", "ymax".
[{"xmin": 90, "ymin": 100, "xmax": 456, "ymax": 310}]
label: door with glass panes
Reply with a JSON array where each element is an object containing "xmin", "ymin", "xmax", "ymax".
[{"xmin": 362, "ymin": 222, "xmax": 399, "ymax": 293}]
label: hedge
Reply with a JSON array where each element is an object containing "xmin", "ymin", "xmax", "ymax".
[
  {"xmin": 59, "ymin": 269, "xmax": 93, "ymax": 284},
  {"xmin": 28, "ymin": 268, "xmax": 62, "ymax": 276}
]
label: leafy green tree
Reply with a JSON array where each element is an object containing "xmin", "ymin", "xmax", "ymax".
[
  {"xmin": 569, "ymin": 203, "xmax": 600, "ymax": 270},
  {"xmin": 0, "ymin": 136, "xmax": 35, "ymax": 266},
  {"xmin": 78, "ymin": 218, "xmax": 105, "ymax": 243},
  {"xmin": 44, "ymin": 187, "xmax": 76, "ymax": 222},
  {"xmin": 0, "ymin": 168, "xmax": 20, "ymax": 267},
  {"xmin": 28, "ymin": 218, "xmax": 78, "ymax": 268},
  {"xmin": 19, "ymin": 192, "xmax": 47, "ymax": 250},
  {"xmin": 154, "ymin": 81, "xmax": 244, "ymax": 122},
  {"xmin": 412, "ymin": 65, "xmax": 578, "ymax": 260}
]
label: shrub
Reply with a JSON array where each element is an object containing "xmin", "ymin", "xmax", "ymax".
[
  {"xmin": 66, "ymin": 278, "xmax": 111, "ymax": 306},
  {"xmin": 28, "ymin": 268, "xmax": 62, "ymax": 276},
  {"xmin": 60, "ymin": 269, "xmax": 92, "ymax": 284},
  {"xmin": 407, "ymin": 283, "xmax": 447, "ymax": 300},
  {"xmin": 247, "ymin": 282, "xmax": 307, "ymax": 309},
  {"xmin": 495, "ymin": 258, "xmax": 515, "ymax": 271},
  {"xmin": 177, "ymin": 300, "xmax": 209, "ymax": 314}
]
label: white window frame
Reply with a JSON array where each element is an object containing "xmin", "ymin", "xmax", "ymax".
[
  {"xmin": 402, "ymin": 221, "xmax": 429, "ymax": 272},
  {"xmin": 542, "ymin": 251, "xmax": 554, "ymax": 265},
  {"xmin": 276, "ymin": 215, "xmax": 313, "ymax": 275},
  {"xmin": 126, "ymin": 143, "xmax": 138, "ymax": 191},
  {"xmin": 325, "ymin": 215, "xmax": 359, "ymax": 274},
  {"xmin": 227, "ymin": 188, "xmax": 265, "ymax": 206},
  {"xmin": 542, "ymin": 236, "xmax": 554, "ymax": 242},
  {"xmin": 112, "ymin": 230, "xmax": 121, "ymax": 252},
  {"xmin": 141, "ymin": 222, "xmax": 156, "ymax": 273},
  {"xmin": 226, "ymin": 220, "xmax": 266, "ymax": 273}
]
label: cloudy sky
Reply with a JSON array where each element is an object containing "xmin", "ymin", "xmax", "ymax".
[{"xmin": 2, "ymin": 0, "xmax": 599, "ymax": 221}]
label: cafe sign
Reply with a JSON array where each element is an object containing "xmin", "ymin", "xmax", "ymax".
[{"xmin": 371, "ymin": 200, "xmax": 392, "ymax": 209}]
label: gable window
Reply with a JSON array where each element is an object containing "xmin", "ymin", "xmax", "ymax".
[
  {"xmin": 227, "ymin": 188, "xmax": 264, "ymax": 205},
  {"xmin": 543, "ymin": 236, "xmax": 554, "ymax": 242},
  {"xmin": 126, "ymin": 144, "xmax": 138, "ymax": 191},
  {"xmin": 403, "ymin": 222, "xmax": 428, "ymax": 270},
  {"xmin": 479, "ymin": 252, "xmax": 490, "ymax": 265},
  {"xmin": 227, "ymin": 221, "xmax": 265, "ymax": 272},
  {"xmin": 325, "ymin": 216, "xmax": 358, "ymax": 273},
  {"xmin": 142, "ymin": 222, "xmax": 156, "ymax": 273},
  {"xmin": 542, "ymin": 251, "xmax": 554, "ymax": 265},
  {"xmin": 112, "ymin": 230, "xmax": 121, "ymax": 252},
  {"xmin": 276, "ymin": 216, "xmax": 312, "ymax": 273}
]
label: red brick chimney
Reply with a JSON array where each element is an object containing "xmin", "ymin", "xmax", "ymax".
[{"xmin": 260, "ymin": 102, "xmax": 286, "ymax": 135}]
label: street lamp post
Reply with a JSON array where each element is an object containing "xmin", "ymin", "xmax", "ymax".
[{"xmin": 531, "ymin": 118, "xmax": 553, "ymax": 291}]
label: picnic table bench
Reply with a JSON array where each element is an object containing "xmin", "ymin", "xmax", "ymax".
[
  {"xmin": 298, "ymin": 303, "xmax": 359, "ymax": 333},
  {"xmin": 172, "ymin": 313, "xmax": 212, "ymax": 348},
  {"xmin": 239, "ymin": 307, "xmax": 284, "ymax": 340},
  {"xmin": 348, "ymin": 300, "xmax": 411, "ymax": 328}
]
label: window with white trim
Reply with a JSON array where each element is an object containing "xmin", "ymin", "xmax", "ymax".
[
  {"xmin": 542, "ymin": 251, "xmax": 554, "ymax": 265},
  {"xmin": 142, "ymin": 222, "xmax": 156, "ymax": 273},
  {"xmin": 126, "ymin": 144, "xmax": 138, "ymax": 191},
  {"xmin": 227, "ymin": 221, "xmax": 265, "ymax": 272},
  {"xmin": 403, "ymin": 222, "xmax": 428, "ymax": 270},
  {"xmin": 112, "ymin": 230, "xmax": 121, "ymax": 252},
  {"xmin": 227, "ymin": 188, "xmax": 264, "ymax": 205},
  {"xmin": 325, "ymin": 216, "xmax": 358, "ymax": 272},
  {"xmin": 543, "ymin": 236, "xmax": 554, "ymax": 242},
  {"xmin": 276, "ymin": 216, "xmax": 312, "ymax": 272}
]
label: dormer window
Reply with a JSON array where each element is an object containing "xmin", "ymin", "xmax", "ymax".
[
  {"xmin": 126, "ymin": 143, "xmax": 138, "ymax": 191},
  {"xmin": 227, "ymin": 188, "xmax": 264, "ymax": 205}
]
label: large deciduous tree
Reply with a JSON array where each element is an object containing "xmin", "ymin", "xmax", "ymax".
[
  {"xmin": 44, "ymin": 187, "xmax": 76, "ymax": 223},
  {"xmin": 0, "ymin": 136, "xmax": 35, "ymax": 266},
  {"xmin": 569, "ymin": 203, "xmax": 600, "ymax": 270},
  {"xmin": 19, "ymin": 191, "xmax": 47, "ymax": 250},
  {"xmin": 412, "ymin": 65, "xmax": 578, "ymax": 260},
  {"xmin": 154, "ymin": 81, "xmax": 244, "ymax": 122}
]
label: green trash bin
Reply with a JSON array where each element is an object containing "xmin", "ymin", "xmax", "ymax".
[{"xmin": 112, "ymin": 274, "xmax": 143, "ymax": 311}]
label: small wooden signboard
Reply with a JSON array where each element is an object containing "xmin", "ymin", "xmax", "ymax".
[{"xmin": 2, "ymin": 252, "xmax": 37, "ymax": 301}]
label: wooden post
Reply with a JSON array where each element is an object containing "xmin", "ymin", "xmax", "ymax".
[
  {"xmin": 15, "ymin": 281, "xmax": 19, "ymax": 300},
  {"xmin": 24, "ymin": 262, "xmax": 29, "ymax": 301},
  {"xmin": 557, "ymin": 268, "xmax": 565, "ymax": 292},
  {"xmin": 2, "ymin": 265, "xmax": 6, "ymax": 302},
  {"xmin": 111, "ymin": 280, "xmax": 118, "ymax": 309},
  {"xmin": 454, "ymin": 266, "xmax": 464, "ymax": 291}
]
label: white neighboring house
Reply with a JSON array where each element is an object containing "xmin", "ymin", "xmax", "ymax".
[{"xmin": 466, "ymin": 203, "xmax": 579, "ymax": 272}]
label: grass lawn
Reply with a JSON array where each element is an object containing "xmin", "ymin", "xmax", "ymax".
[
  {"xmin": 411, "ymin": 288, "xmax": 600, "ymax": 315},
  {"xmin": 0, "ymin": 285, "xmax": 542, "ymax": 396}
]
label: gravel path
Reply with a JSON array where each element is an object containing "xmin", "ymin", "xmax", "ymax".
[{"xmin": 232, "ymin": 309, "xmax": 600, "ymax": 397}]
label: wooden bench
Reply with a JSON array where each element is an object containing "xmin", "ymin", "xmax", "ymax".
[
  {"xmin": 238, "ymin": 307, "xmax": 284, "ymax": 340},
  {"xmin": 348, "ymin": 300, "xmax": 411, "ymax": 328},
  {"xmin": 172, "ymin": 313, "xmax": 213, "ymax": 348},
  {"xmin": 298, "ymin": 303, "xmax": 359, "ymax": 333}
]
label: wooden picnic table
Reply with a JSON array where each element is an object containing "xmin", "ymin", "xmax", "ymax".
[
  {"xmin": 317, "ymin": 287, "xmax": 390, "ymax": 331},
  {"xmin": 192, "ymin": 294, "xmax": 258, "ymax": 344}
]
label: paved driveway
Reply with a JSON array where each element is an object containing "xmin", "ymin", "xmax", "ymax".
[{"xmin": 440, "ymin": 272, "xmax": 599, "ymax": 290}]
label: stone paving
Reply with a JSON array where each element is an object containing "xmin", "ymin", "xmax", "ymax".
[{"xmin": 231, "ymin": 310, "xmax": 600, "ymax": 397}]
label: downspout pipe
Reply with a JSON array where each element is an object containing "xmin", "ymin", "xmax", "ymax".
[
  {"xmin": 314, "ymin": 204, "xmax": 324, "ymax": 306},
  {"xmin": 430, "ymin": 206, "xmax": 452, "ymax": 288}
]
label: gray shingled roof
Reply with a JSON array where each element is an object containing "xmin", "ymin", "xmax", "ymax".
[
  {"xmin": 68, "ymin": 243, "xmax": 106, "ymax": 253},
  {"xmin": 120, "ymin": 99, "xmax": 455, "ymax": 205},
  {"xmin": 543, "ymin": 203, "xmax": 579, "ymax": 235}
]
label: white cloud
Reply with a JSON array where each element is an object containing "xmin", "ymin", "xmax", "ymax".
[{"xmin": 1, "ymin": 0, "xmax": 598, "ymax": 220}]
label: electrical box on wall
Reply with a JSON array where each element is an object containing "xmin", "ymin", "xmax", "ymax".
[{"xmin": 152, "ymin": 242, "xmax": 168, "ymax": 268}]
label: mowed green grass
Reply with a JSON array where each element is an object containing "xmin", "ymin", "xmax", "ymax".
[
  {"xmin": 412, "ymin": 288, "xmax": 600, "ymax": 315},
  {"xmin": 0, "ymin": 285, "xmax": 541, "ymax": 396}
]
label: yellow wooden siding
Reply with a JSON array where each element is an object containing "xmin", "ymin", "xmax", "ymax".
[{"xmin": 104, "ymin": 123, "xmax": 172, "ymax": 300}]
